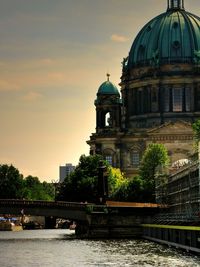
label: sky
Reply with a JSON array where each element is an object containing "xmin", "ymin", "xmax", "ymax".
[{"xmin": 0, "ymin": 0, "xmax": 199, "ymax": 181}]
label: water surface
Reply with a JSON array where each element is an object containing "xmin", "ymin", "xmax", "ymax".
[{"xmin": 0, "ymin": 229, "xmax": 199, "ymax": 267}]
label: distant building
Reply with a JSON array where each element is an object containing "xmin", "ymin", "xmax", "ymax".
[{"xmin": 59, "ymin": 163, "xmax": 75, "ymax": 182}]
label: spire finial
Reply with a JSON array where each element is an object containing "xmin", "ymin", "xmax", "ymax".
[
  {"xmin": 167, "ymin": 0, "xmax": 185, "ymax": 10},
  {"xmin": 106, "ymin": 73, "xmax": 110, "ymax": 82}
]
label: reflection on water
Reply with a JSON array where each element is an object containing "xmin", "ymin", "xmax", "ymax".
[{"xmin": 0, "ymin": 229, "xmax": 199, "ymax": 267}]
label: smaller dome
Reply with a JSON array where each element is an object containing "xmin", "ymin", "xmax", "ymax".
[{"xmin": 97, "ymin": 74, "xmax": 120, "ymax": 96}]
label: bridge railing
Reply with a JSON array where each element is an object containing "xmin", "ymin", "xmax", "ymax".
[
  {"xmin": 0, "ymin": 199, "xmax": 88, "ymax": 210},
  {"xmin": 151, "ymin": 212, "xmax": 200, "ymax": 224}
]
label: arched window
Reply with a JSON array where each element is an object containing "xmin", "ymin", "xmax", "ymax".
[
  {"xmin": 105, "ymin": 112, "xmax": 111, "ymax": 127},
  {"xmin": 131, "ymin": 151, "xmax": 140, "ymax": 166},
  {"xmin": 103, "ymin": 148, "xmax": 115, "ymax": 167},
  {"xmin": 105, "ymin": 155, "xmax": 112, "ymax": 166}
]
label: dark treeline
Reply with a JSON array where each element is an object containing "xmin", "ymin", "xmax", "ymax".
[
  {"xmin": 0, "ymin": 164, "xmax": 54, "ymax": 200},
  {"xmin": 0, "ymin": 143, "xmax": 169, "ymax": 203},
  {"xmin": 57, "ymin": 143, "xmax": 169, "ymax": 203}
]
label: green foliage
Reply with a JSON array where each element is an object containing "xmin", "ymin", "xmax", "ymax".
[
  {"xmin": 138, "ymin": 143, "xmax": 169, "ymax": 202},
  {"xmin": 85, "ymin": 204, "xmax": 94, "ymax": 214},
  {"xmin": 0, "ymin": 164, "xmax": 54, "ymax": 200},
  {"xmin": 107, "ymin": 167, "xmax": 126, "ymax": 195},
  {"xmin": 58, "ymin": 154, "xmax": 103, "ymax": 202},
  {"xmin": 126, "ymin": 176, "xmax": 144, "ymax": 202},
  {"xmin": 77, "ymin": 154, "xmax": 103, "ymax": 178},
  {"xmin": 192, "ymin": 120, "xmax": 200, "ymax": 148},
  {"xmin": 58, "ymin": 148, "xmax": 169, "ymax": 203},
  {"xmin": 58, "ymin": 155, "xmax": 128, "ymax": 203},
  {"xmin": 0, "ymin": 143, "xmax": 169, "ymax": 203},
  {"xmin": 112, "ymin": 144, "xmax": 169, "ymax": 203},
  {"xmin": 139, "ymin": 143, "xmax": 169, "ymax": 182},
  {"xmin": 111, "ymin": 179, "xmax": 129, "ymax": 201},
  {"xmin": 112, "ymin": 176, "xmax": 145, "ymax": 202},
  {"xmin": 42, "ymin": 181, "xmax": 55, "ymax": 200},
  {"xmin": 0, "ymin": 164, "xmax": 24, "ymax": 199},
  {"xmin": 23, "ymin": 176, "xmax": 54, "ymax": 201}
]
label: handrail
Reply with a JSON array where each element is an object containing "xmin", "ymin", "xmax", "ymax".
[{"xmin": 0, "ymin": 199, "xmax": 88, "ymax": 210}]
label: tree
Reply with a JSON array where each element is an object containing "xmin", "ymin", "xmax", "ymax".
[
  {"xmin": 57, "ymin": 154, "xmax": 128, "ymax": 203},
  {"xmin": 192, "ymin": 120, "xmax": 200, "ymax": 163},
  {"xmin": 58, "ymin": 154, "xmax": 103, "ymax": 202},
  {"xmin": 0, "ymin": 164, "xmax": 54, "ymax": 200},
  {"xmin": 111, "ymin": 179, "xmax": 129, "ymax": 201},
  {"xmin": 112, "ymin": 175, "xmax": 145, "ymax": 202},
  {"xmin": 107, "ymin": 167, "xmax": 127, "ymax": 196},
  {"xmin": 139, "ymin": 143, "xmax": 169, "ymax": 202},
  {"xmin": 23, "ymin": 176, "xmax": 54, "ymax": 201},
  {"xmin": 58, "ymin": 148, "xmax": 169, "ymax": 203},
  {"xmin": 42, "ymin": 181, "xmax": 55, "ymax": 200},
  {"xmin": 125, "ymin": 175, "xmax": 144, "ymax": 202},
  {"xmin": 139, "ymin": 143, "xmax": 169, "ymax": 181},
  {"xmin": 192, "ymin": 120, "xmax": 200, "ymax": 141},
  {"xmin": 0, "ymin": 164, "xmax": 24, "ymax": 199}
]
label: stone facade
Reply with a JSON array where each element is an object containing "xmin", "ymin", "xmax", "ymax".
[
  {"xmin": 87, "ymin": 1, "xmax": 200, "ymax": 177},
  {"xmin": 88, "ymin": 120, "xmax": 195, "ymax": 177}
]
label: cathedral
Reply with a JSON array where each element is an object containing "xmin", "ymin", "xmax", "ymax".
[{"xmin": 87, "ymin": 0, "xmax": 200, "ymax": 177}]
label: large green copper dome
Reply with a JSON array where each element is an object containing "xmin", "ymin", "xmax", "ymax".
[{"xmin": 127, "ymin": 0, "xmax": 200, "ymax": 69}]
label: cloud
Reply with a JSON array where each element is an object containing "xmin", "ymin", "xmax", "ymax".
[
  {"xmin": 22, "ymin": 91, "xmax": 43, "ymax": 101},
  {"xmin": 110, "ymin": 34, "xmax": 129, "ymax": 43},
  {"xmin": 47, "ymin": 71, "xmax": 66, "ymax": 81},
  {"xmin": 38, "ymin": 58, "xmax": 54, "ymax": 66},
  {"xmin": 0, "ymin": 80, "xmax": 21, "ymax": 92}
]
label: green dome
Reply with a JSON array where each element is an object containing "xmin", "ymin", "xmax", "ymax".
[
  {"xmin": 97, "ymin": 75, "xmax": 120, "ymax": 96},
  {"xmin": 127, "ymin": 1, "xmax": 200, "ymax": 69}
]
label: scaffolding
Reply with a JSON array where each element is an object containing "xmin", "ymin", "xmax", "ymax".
[{"xmin": 154, "ymin": 160, "xmax": 200, "ymax": 224}]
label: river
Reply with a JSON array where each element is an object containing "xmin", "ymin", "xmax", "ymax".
[{"xmin": 0, "ymin": 229, "xmax": 200, "ymax": 267}]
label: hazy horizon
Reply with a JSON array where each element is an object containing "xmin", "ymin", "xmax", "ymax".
[{"xmin": 0, "ymin": 0, "xmax": 198, "ymax": 181}]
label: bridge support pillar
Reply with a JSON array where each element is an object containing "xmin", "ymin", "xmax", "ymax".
[
  {"xmin": 75, "ymin": 212, "xmax": 143, "ymax": 239},
  {"xmin": 75, "ymin": 221, "xmax": 89, "ymax": 238},
  {"xmin": 45, "ymin": 216, "xmax": 57, "ymax": 229}
]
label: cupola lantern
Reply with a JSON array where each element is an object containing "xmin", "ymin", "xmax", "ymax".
[{"xmin": 167, "ymin": 0, "xmax": 184, "ymax": 10}]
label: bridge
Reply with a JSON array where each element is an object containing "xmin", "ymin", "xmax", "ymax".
[
  {"xmin": 0, "ymin": 199, "xmax": 161, "ymax": 219},
  {"xmin": 0, "ymin": 199, "xmax": 89, "ymax": 221},
  {"xmin": 0, "ymin": 199, "xmax": 162, "ymax": 238}
]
